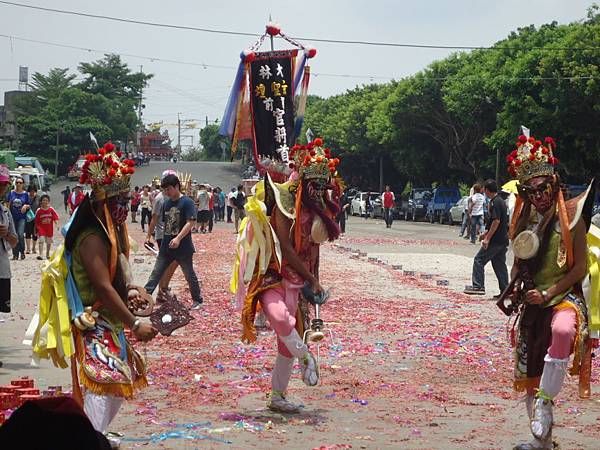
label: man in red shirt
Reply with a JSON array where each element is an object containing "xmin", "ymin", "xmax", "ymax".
[
  {"xmin": 67, "ymin": 185, "xmax": 85, "ymax": 215},
  {"xmin": 381, "ymin": 185, "xmax": 395, "ymax": 228}
]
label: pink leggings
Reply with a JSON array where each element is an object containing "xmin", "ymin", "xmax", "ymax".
[
  {"xmin": 260, "ymin": 281, "xmax": 301, "ymax": 358},
  {"xmin": 548, "ymin": 307, "xmax": 577, "ymax": 359}
]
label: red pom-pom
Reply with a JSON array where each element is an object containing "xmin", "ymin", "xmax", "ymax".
[
  {"xmin": 506, "ymin": 156, "xmax": 514, "ymax": 163},
  {"xmin": 127, "ymin": 159, "xmax": 135, "ymax": 167},
  {"xmin": 103, "ymin": 177, "xmax": 111, "ymax": 185},
  {"xmin": 329, "ymin": 167, "xmax": 336, "ymax": 173},
  {"xmin": 108, "ymin": 168, "xmax": 116, "ymax": 177},
  {"xmin": 292, "ymin": 144, "xmax": 301, "ymax": 152},
  {"xmin": 511, "ymin": 150, "xmax": 518, "ymax": 158},
  {"xmin": 116, "ymin": 151, "xmax": 123, "ymax": 158},
  {"xmin": 306, "ymin": 143, "xmax": 314, "ymax": 150},
  {"xmin": 313, "ymin": 137, "xmax": 324, "ymax": 147},
  {"xmin": 241, "ymin": 50, "xmax": 256, "ymax": 63},
  {"xmin": 534, "ymin": 140, "xmax": 542, "ymax": 148},
  {"xmin": 79, "ymin": 176, "xmax": 86, "ymax": 184},
  {"xmin": 86, "ymin": 154, "xmax": 94, "ymax": 162},
  {"xmin": 529, "ymin": 154, "xmax": 536, "ymax": 161},
  {"xmin": 305, "ymin": 47, "xmax": 317, "ymax": 58},
  {"xmin": 309, "ymin": 150, "xmax": 316, "ymax": 157},
  {"xmin": 333, "ymin": 158, "xmax": 340, "ymax": 165},
  {"xmin": 515, "ymin": 159, "xmax": 522, "ymax": 166},
  {"xmin": 104, "ymin": 142, "xmax": 115, "ymax": 152},
  {"xmin": 528, "ymin": 137, "xmax": 535, "ymax": 143},
  {"xmin": 266, "ymin": 22, "xmax": 280, "ymax": 36},
  {"xmin": 518, "ymin": 135, "xmax": 528, "ymax": 144},
  {"xmin": 94, "ymin": 155, "xmax": 103, "ymax": 162},
  {"xmin": 541, "ymin": 147, "xmax": 549, "ymax": 155},
  {"xmin": 111, "ymin": 162, "xmax": 119, "ymax": 169},
  {"xmin": 530, "ymin": 147, "xmax": 537, "ymax": 155},
  {"xmin": 98, "ymin": 147, "xmax": 106, "ymax": 156}
]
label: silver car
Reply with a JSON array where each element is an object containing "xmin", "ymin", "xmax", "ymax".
[{"xmin": 447, "ymin": 196, "xmax": 469, "ymax": 225}]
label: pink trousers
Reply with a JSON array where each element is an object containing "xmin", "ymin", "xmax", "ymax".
[
  {"xmin": 548, "ymin": 307, "xmax": 577, "ymax": 359},
  {"xmin": 260, "ymin": 280, "xmax": 302, "ymax": 358}
]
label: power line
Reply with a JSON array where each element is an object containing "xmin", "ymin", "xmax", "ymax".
[
  {"xmin": 0, "ymin": 33, "xmax": 395, "ymax": 80},
  {"xmin": 1, "ymin": 0, "xmax": 599, "ymax": 51}
]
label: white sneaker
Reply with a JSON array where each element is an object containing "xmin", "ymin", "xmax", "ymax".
[
  {"xmin": 267, "ymin": 391, "xmax": 301, "ymax": 413},
  {"xmin": 300, "ymin": 352, "xmax": 319, "ymax": 386},
  {"xmin": 531, "ymin": 397, "xmax": 553, "ymax": 440}
]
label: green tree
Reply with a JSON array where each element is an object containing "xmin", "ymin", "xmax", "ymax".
[{"xmin": 199, "ymin": 124, "xmax": 230, "ymax": 160}]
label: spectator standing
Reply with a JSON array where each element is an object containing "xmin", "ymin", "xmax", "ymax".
[
  {"xmin": 60, "ymin": 186, "xmax": 70, "ymax": 213},
  {"xmin": 196, "ymin": 184, "xmax": 211, "ymax": 233},
  {"xmin": 364, "ymin": 193, "xmax": 371, "ymax": 220},
  {"xmin": 232, "ymin": 184, "xmax": 246, "ymax": 233},
  {"xmin": 34, "ymin": 194, "xmax": 59, "ymax": 260},
  {"xmin": 25, "ymin": 185, "xmax": 40, "ymax": 255},
  {"xmin": 464, "ymin": 180, "xmax": 509, "ymax": 296},
  {"xmin": 337, "ymin": 191, "xmax": 349, "ymax": 234},
  {"xmin": 68, "ymin": 185, "xmax": 85, "ymax": 215},
  {"xmin": 144, "ymin": 174, "xmax": 203, "ymax": 309},
  {"xmin": 0, "ymin": 166, "xmax": 18, "ymax": 367},
  {"xmin": 459, "ymin": 195, "xmax": 471, "ymax": 238},
  {"xmin": 7, "ymin": 177, "xmax": 29, "ymax": 260},
  {"xmin": 212, "ymin": 187, "xmax": 221, "ymax": 223},
  {"xmin": 139, "ymin": 186, "xmax": 152, "ymax": 233},
  {"xmin": 468, "ymin": 184, "xmax": 485, "ymax": 244},
  {"xmin": 207, "ymin": 187, "xmax": 215, "ymax": 232},
  {"xmin": 130, "ymin": 186, "xmax": 141, "ymax": 223},
  {"xmin": 226, "ymin": 187, "xmax": 236, "ymax": 223},
  {"xmin": 381, "ymin": 185, "xmax": 395, "ymax": 228},
  {"xmin": 218, "ymin": 187, "xmax": 226, "ymax": 221}
]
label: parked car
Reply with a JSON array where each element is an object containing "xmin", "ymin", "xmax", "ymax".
[
  {"xmin": 426, "ymin": 187, "xmax": 461, "ymax": 224},
  {"xmin": 350, "ymin": 192, "xmax": 380, "ymax": 217},
  {"xmin": 68, "ymin": 155, "xmax": 87, "ymax": 181},
  {"xmin": 403, "ymin": 189, "xmax": 432, "ymax": 221},
  {"xmin": 448, "ymin": 196, "xmax": 469, "ymax": 225},
  {"xmin": 15, "ymin": 156, "xmax": 45, "ymax": 175},
  {"xmin": 10, "ymin": 167, "xmax": 49, "ymax": 192}
]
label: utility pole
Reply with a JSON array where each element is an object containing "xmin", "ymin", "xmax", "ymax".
[
  {"xmin": 379, "ymin": 156, "xmax": 384, "ymax": 193},
  {"xmin": 269, "ymin": 14, "xmax": 275, "ymax": 51},
  {"xmin": 54, "ymin": 125, "xmax": 61, "ymax": 178},
  {"xmin": 495, "ymin": 147, "xmax": 500, "ymax": 184},
  {"xmin": 177, "ymin": 112, "xmax": 181, "ymax": 155},
  {"xmin": 136, "ymin": 65, "xmax": 143, "ymax": 155}
]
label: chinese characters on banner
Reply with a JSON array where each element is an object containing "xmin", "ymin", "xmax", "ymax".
[{"xmin": 249, "ymin": 50, "xmax": 297, "ymax": 163}]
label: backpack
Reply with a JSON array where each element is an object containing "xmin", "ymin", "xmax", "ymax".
[{"xmin": 233, "ymin": 191, "xmax": 246, "ymax": 209}]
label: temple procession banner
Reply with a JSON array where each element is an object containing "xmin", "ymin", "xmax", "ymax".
[
  {"xmin": 249, "ymin": 50, "xmax": 297, "ymax": 163},
  {"xmin": 219, "ymin": 22, "xmax": 316, "ymax": 173}
]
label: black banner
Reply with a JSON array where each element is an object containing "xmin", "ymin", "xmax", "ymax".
[{"xmin": 249, "ymin": 50, "xmax": 297, "ymax": 164}]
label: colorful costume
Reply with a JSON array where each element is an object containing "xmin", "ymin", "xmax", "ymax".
[
  {"xmin": 232, "ymin": 139, "xmax": 341, "ymax": 413},
  {"xmin": 503, "ymin": 133, "xmax": 598, "ymax": 449},
  {"xmin": 31, "ymin": 142, "xmax": 147, "ymax": 436}
]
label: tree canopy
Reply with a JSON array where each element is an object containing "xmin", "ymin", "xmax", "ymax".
[
  {"xmin": 13, "ymin": 55, "xmax": 152, "ymax": 174},
  {"xmin": 303, "ymin": 7, "xmax": 600, "ymax": 190}
]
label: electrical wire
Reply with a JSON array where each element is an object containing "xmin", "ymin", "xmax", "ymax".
[{"xmin": 1, "ymin": 1, "xmax": 599, "ymax": 51}]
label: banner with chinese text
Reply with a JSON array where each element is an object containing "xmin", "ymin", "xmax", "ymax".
[{"xmin": 249, "ymin": 49, "xmax": 297, "ymax": 164}]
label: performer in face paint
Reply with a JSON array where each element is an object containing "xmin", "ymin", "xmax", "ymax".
[
  {"xmin": 233, "ymin": 138, "xmax": 342, "ymax": 413},
  {"xmin": 31, "ymin": 142, "xmax": 157, "ymax": 447},
  {"xmin": 504, "ymin": 133, "xmax": 594, "ymax": 450}
]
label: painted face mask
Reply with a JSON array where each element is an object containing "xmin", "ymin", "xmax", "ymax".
[
  {"xmin": 108, "ymin": 195, "xmax": 130, "ymax": 225},
  {"xmin": 307, "ymin": 180, "xmax": 327, "ymax": 202},
  {"xmin": 520, "ymin": 177, "xmax": 555, "ymax": 213}
]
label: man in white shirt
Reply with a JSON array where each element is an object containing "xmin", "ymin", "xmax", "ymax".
[{"xmin": 468, "ymin": 184, "xmax": 485, "ymax": 244}]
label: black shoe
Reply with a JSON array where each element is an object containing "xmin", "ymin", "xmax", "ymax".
[
  {"xmin": 191, "ymin": 300, "xmax": 203, "ymax": 310},
  {"xmin": 492, "ymin": 294, "xmax": 502, "ymax": 300},
  {"xmin": 20, "ymin": 254, "xmax": 25, "ymax": 260},
  {"xmin": 464, "ymin": 286, "xmax": 485, "ymax": 295}
]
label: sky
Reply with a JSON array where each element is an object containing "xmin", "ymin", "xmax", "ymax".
[{"xmin": 0, "ymin": 0, "xmax": 595, "ymax": 146}]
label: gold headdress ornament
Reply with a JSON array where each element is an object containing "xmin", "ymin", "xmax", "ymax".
[
  {"xmin": 289, "ymin": 137, "xmax": 340, "ymax": 181},
  {"xmin": 79, "ymin": 142, "xmax": 135, "ymax": 200},
  {"xmin": 506, "ymin": 134, "xmax": 558, "ymax": 184},
  {"xmin": 177, "ymin": 172, "xmax": 192, "ymax": 194}
]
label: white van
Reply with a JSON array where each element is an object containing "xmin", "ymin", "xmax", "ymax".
[{"xmin": 9, "ymin": 167, "xmax": 49, "ymax": 193}]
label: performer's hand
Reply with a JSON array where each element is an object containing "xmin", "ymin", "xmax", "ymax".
[
  {"xmin": 525, "ymin": 289, "xmax": 544, "ymax": 305},
  {"xmin": 169, "ymin": 238, "xmax": 180, "ymax": 249},
  {"xmin": 311, "ymin": 279, "xmax": 324, "ymax": 295},
  {"xmin": 481, "ymin": 239, "xmax": 489, "ymax": 250},
  {"xmin": 0, "ymin": 224, "xmax": 8, "ymax": 238},
  {"xmin": 134, "ymin": 322, "xmax": 158, "ymax": 342}
]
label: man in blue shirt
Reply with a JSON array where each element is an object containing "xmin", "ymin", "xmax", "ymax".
[{"xmin": 144, "ymin": 174, "xmax": 203, "ymax": 309}]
